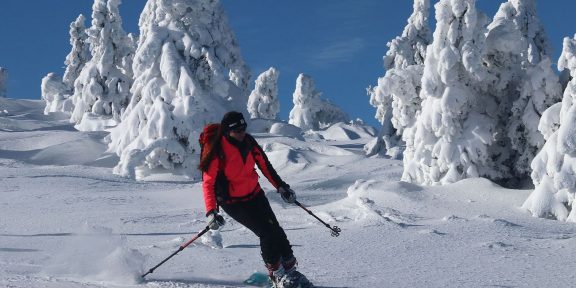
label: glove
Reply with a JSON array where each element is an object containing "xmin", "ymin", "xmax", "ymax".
[
  {"xmin": 207, "ymin": 210, "xmax": 225, "ymax": 230},
  {"xmin": 278, "ymin": 186, "xmax": 296, "ymax": 204}
]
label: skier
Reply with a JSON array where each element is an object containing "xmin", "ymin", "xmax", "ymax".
[{"xmin": 198, "ymin": 111, "xmax": 312, "ymax": 288}]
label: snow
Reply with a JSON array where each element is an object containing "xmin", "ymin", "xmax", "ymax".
[
  {"xmin": 524, "ymin": 34, "xmax": 576, "ymax": 222},
  {"xmin": 247, "ymin": 67, "xmax": 280, "ymax": 120},
  {"xmin": 404, "ymin": 0, "xmax": 500, "ymax": 185},
  {"xmin": 289, "ymin": 74, "xmax": 349, "ymax": 131},
  {"xmin": 107, "ymin": 0, "xmax": 250, "ymax": 179},
  {"xmin": 70, "ymin": 0, "xmax": 133, "ymax": 128},
  {"xmin": 367, "ymin": 0, "xmax": 430, "ymax": 158},
  {"xmin": 484, "ymin": 0, "xmax": 561, "ymax": 182},
  {"xmin": 41, "ymin": 73, "xmax": 74, "ymax": 116},
  {"xmin": 2, "ymin": 98, "xmax": 576, "ymax": 287}
]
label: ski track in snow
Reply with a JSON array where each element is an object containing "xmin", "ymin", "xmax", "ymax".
[{"xmin": 2, "ymin": 100, "xmax": 576, "ymax": 287}]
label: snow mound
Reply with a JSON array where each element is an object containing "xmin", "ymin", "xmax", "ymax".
[
  {"xmin": 317, "ymin": 179, "xmax": 424, "ymax": 226},
  {"xmin": 29, "ymin": 136, "xmax": 109, "ymax": 166},
  {"xmin": 0, "ymin": 128, "xmax": 110, "ymax": 166},
  {"xmin": 264, "ymin": 142, "xmax": 312, "ymax": 171},
  {"xmin": 249, "ymin": 118, "xmax": 304, "ymax": 140},
  {"xmin": 314, "ymin": 122, "xmax": 377, "ymax": 141},
  {"xmin": 261, "ymin": 137, "xmax": 355, "ymax": 172},
  {"xmin": 0, "ymin": 98, "xmax": 46, "ymax": 116},
  {"xmin": 74, "ymin": 113, "xmax": 118, "ymax": 132},
  {"xmin": 249, "ymin": 118, "xmax": 277, "ymax": 133},
  {"xmin": 269, "ymin": 122, "xmax": 304, "ymax": 140},
  {"xmin": 0, "ymin": 99, "xmax": 69, "ymax": 132},
  {"xmin": 43, "ymin": 224, "xmax": 145, "ymax": 285}
]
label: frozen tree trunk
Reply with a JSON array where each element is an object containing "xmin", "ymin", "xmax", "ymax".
[
  {"xmin": 523, "ymin": 35, "xmax": 576, "ymax": 222},
  {"xmin": 108, "ymin": 0, "xmax": 250, "ymax": 179},
  {"xmin": 289, "ymin": 73, "xmax": 348, "ymax": 131},
  {"xmin": 403, "ymin": 0, "xmax": 499, "ymax": 185},
  {"xmin": 70, "ymin": 0, "xmax": 135, "ymax": 130},
  {"xmin": 367, "ymin": 0, "xmax": 431, "ymax": 158},
  {"xmin": 0, "ymin": 67, "xmax": 6, "ymax": 98},
  {"xmin": 247, "ymin": 67, "xmax": 280, "ymax": 119}
]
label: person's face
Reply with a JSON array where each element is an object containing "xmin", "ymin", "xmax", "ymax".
[{"xmin": 229, "ymin": 127, "xmax": 246, "ymax": 141}]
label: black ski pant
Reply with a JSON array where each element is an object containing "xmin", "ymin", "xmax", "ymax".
[{"xmin": 221, "ymin": 191, "xmax": 293, "ymax": 265}]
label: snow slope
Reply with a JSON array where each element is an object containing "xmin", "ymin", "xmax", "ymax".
[{"xmin": 1, "ymin": 99, "xmax": 576, "ymax": 287}]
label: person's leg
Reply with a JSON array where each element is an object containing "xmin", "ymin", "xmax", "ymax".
[
  {"xmin": 249, "ymin": 192, "xmax": 294, "ymax": 261},
  {"xmin": 248, "ymin": 194, "xmax": 313, "ymax": 288},
  {"xmin": 221, "ymin": 192, "xmax": 292, "ymax": 265}
]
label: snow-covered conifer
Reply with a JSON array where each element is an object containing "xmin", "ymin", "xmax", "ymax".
[
  {"xmin": 121, "ymin": 33, "xmax": 138, "ymax": 80},
  {"xmin": 44, "ymin": 15, "xmax": 90, "ymax": 115},
  {"xmin": 70, "ymin": 0, "xmax": 134, "ymax": 128},
  {"xmin": 247, "ymin": 67, "xmax": 280, "ymax": 119},
  {"xmin": 403, "ymin": 0, "xmax": 499, "ymax": 185},
  {"xmin": 42, "ymin": 73, "xmax": 74, "ymax": 115},
  {"xmin": 367, "ymin": 0, "xmax": 431, "ymax": 157},
  {"xmin": 508, "ymin": 57, "xmax": 562, "ymax": 176},
  {"xmin": 485, "ymin": 0, "xmax": 560, "ymax": 181},
  {"xmin": 63, "ymin": 14, "xmax": 91, "ymax": 89},
  {"xmin": 0, "ymin": 67, "xmax": 6, "ymax": 98},
  {"xmin": 383, "ymin": 0, "xmax": 430, "ymax": 70},
  {"xmin": 108, "ymin": 0, "xmax": 250, "ymax": 178},
  {"xmin": 289, "ymin": 73, "xmax": 348, "ymax": 131},
  {"xmin": 523, "ymin": 36, "xmax": 576, "ymax": 221}
]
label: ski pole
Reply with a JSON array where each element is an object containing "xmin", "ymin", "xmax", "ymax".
[
  {"xmin": 141, "ymin": 225, "xmax": 211, "ymax": 278},
  {"xmin": 294, "ymin": 200, "xmax": 341, "ymax": 237}
]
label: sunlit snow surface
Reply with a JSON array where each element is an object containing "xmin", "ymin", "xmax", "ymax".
[{"xmin": 1, "ymin": 98, "xmax": 576, "ymax": 287}]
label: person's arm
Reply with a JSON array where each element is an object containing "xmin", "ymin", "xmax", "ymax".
[
  {"xmin": 202, "ymin": 157, "xmax": 220, "ymax": 215},
  {"xmin": 250, "ymin": 137, "xmax": 288, "ymax": 189}
]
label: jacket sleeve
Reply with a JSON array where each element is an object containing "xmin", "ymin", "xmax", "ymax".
[
  {"xmin": 202, "ymin": 157, "xmax": 220, "ymax": 214},
  {"xmin": 251, "ymin": 138, "xmax": 288, "ymax": 190}
]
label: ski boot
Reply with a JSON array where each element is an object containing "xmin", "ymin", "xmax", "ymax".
[{"xmin": 267, "ymin": 257, "xmax": 313, "ymax": 288}]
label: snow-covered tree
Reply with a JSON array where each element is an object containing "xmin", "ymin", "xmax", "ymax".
[
  {"xmin": 0, "ymin": 67, "xmax": 6, "ymax": 98},
  {"xmin": 108, "ymin": 0, "xmax": 251, "ymax": 178},
  {"xmin": 289, "ymin": 73, "xmax": 348, "ymax": 131},
  {"xmin": 247, "ymin": 67, "xmax": 280, "ymax": 119},
  {"xmin": 508, "ymin": 57, "xmax": 562, "ymax": 177},
  {"xmin": 383, "ymin": 0, "xmax": 430, "ymax": 71},
  {"xmin": 366, "ymin": 0, "xmax": 431, "ymax": 157},
  {"xmin": 63, "ymin": 14, "xmax": 91, "ymax": 89},
  {"xmin": 70, "ymin": 0, "xmax": 134, "ymax": 128},
  {"xmin": 523, "ymin": 36, "xmax": 576, "ymax": 222},
  {"xmin": 42, "ymin": 73, "xmax": 74, "ymax": 115},
  {"xmin": 403, "ymin": 0, "xmax": 500, "ymax": 185},
  {"xmin": 366, "ymin": 66, "xmax": 425, "ymax": 158},
  {"xmin": 484, "ymin": 0, "xmax": 560, "ymax": 182},
  {"xmin": 122, "ymin": 33, "xmax": 138, "ymax": 80},
  {"xmin": 44, "ymin": 14, "xmax": 91, "ymax": 115}
]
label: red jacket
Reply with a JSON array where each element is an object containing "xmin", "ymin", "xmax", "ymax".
[{"xmin": 202, "ymin": 134, "xmax": 287, "ymax": 213}]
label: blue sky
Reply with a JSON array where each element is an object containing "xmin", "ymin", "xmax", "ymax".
[{"xmin": 1, "ymin": 1, "xmax": 576, "ymax": 126}]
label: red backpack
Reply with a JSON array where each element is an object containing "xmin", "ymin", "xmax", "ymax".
[
  {"xmin": 199, "ymin": 123, "xmax": 229, "ymax": 203},
  {"xmin": 199, "ymin": 123, "xmax": 221, "ymax": 159}
]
